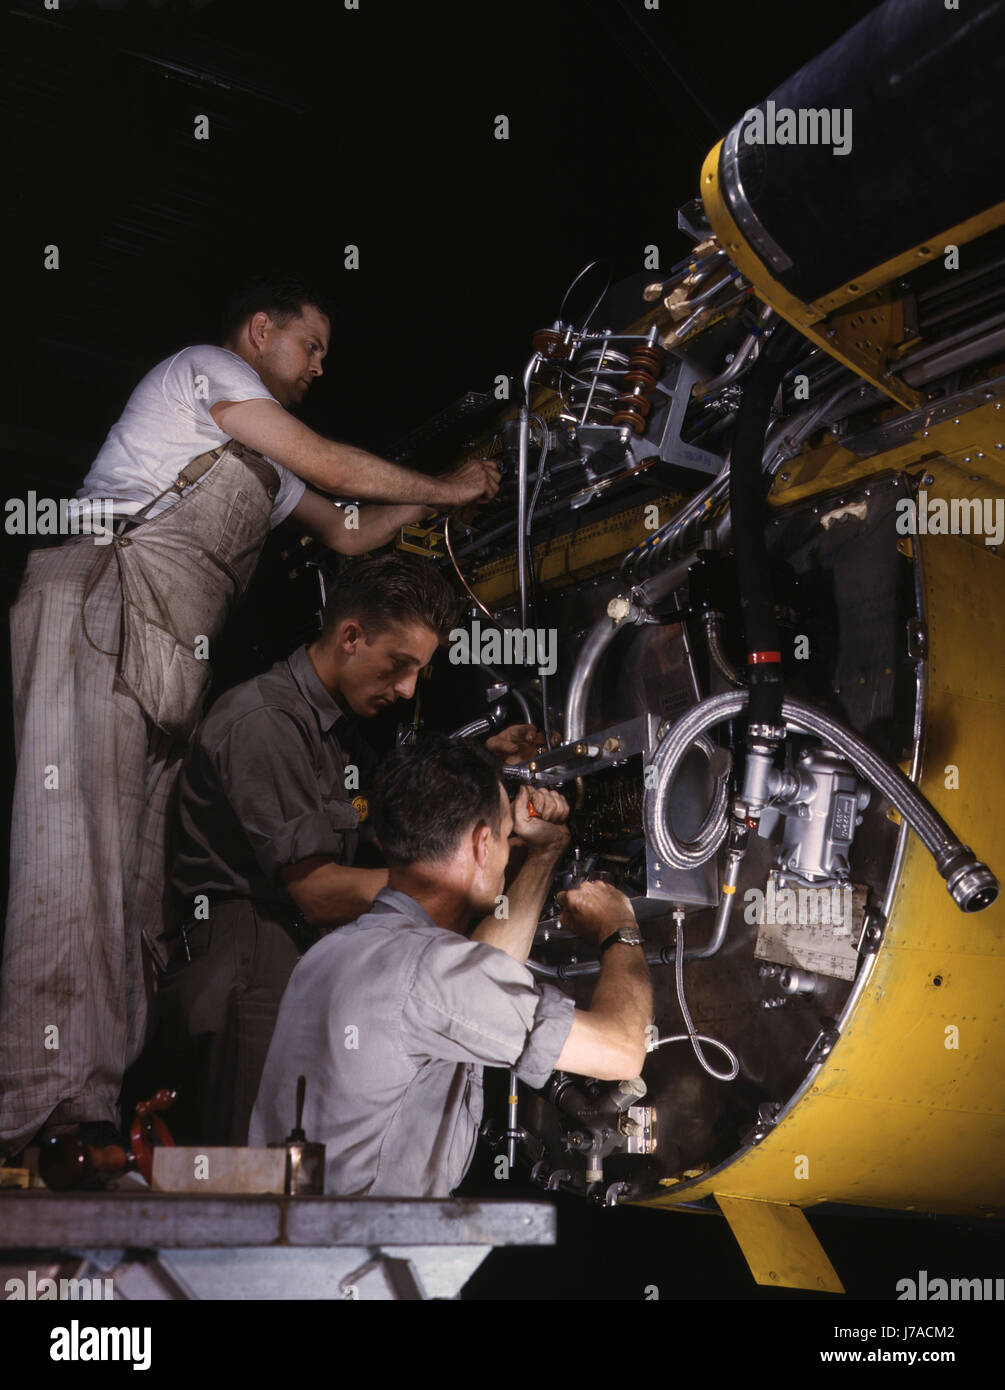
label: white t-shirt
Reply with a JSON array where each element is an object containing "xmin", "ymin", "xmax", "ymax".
[{"xmin": 75, "ymin": 345, "xmax": 306, "ymax": 527}]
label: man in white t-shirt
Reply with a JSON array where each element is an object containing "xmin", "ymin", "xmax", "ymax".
[{"xmin": 0, "ymin": 273, "xmax": 500, "ymax": 1157}]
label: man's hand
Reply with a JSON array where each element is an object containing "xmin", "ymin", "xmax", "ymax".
[
  {"xmin": 557, "ymin": 880, "xmax": 638, "ymax": 948},
  {"xmin": 437, "ymin": 459, "xmax": 500, "ymax": 507},
  {"xmin": 484, "ymin": 723, "xmax": 555, "ymax": 764},
  {"xmin": 511, "ymin": 785, "xmax": 570, "ymax": 855}
]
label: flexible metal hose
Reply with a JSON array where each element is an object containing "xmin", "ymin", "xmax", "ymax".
[
  {"xmin": 643, "ymin": 691, "xmax": 999, "ymax": 911},
  {"xmin": 644, "ymin": 725, "xmax": 731, "ymax": 871}
]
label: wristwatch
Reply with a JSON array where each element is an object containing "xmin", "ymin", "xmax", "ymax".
[{"xmin": 599, "ymin": 924, "xmax": 643, "ymax": 954}]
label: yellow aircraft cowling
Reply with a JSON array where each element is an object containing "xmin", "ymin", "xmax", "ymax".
[{"xmin": 636, "ymin": 528, "xmax": 1005, "ymax": 1221}]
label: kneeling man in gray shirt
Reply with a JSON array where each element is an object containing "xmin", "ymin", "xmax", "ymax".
[{"xmin": 250, "ymin": 736, "xmax": 653, "ymax": 1196}]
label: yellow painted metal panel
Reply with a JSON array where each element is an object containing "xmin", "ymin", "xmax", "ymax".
[
  {"xmin": 714, "ymin": 1195, "xmax": 844, "ymax": 1292},
  {"xmin": 469, "ymin": 498, "xmax": 683, "ymax": 608},
  {"xmin": 633, "ymin": 527, "xmax": 1005, "ymax": 1218},
  {"xmin": 699, "ymin": 142, "xmax": 921, "ymax": 408},
  {"xmin": 809, "ymin": 201, "xmax": 1005, "ymax": 316},
  {"xmin": 769, "ymin": 398, "xmax": 1005, "ymax": 507}
]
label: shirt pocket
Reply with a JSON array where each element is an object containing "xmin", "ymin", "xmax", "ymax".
[{"xmin": 322, "ymin": 796, "xmax": 361, "ymax": 836}]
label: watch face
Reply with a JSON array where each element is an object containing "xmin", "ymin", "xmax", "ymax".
[{"xmin": 621, "ymin": 927, "xmax": 642, "ymax": 945}]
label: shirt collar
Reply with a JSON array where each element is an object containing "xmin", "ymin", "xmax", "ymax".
[
  {"xmin": 371, "ymin": 887, "xmax": 443, "ymax": 934},
  {"xmin": 287, "ymin": 644, "xmax": 346, "ymax": 734}
]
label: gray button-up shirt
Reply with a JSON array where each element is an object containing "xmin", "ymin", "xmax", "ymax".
[
  {"xmin": 172, "ymin": 644, "xmax": 373, "ymax": 915},
  {"xmin": 249, "ymin": 887, "xmax": 576, "ymax": 1196}
]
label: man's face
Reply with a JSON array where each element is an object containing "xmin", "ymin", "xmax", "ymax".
[
  {"xmin": 253, "ymin": 305, "xmax": 330, "ymax": 408},
  {"xmin": 335, "ymin": 619, "xmax": 440, "ymax": 717}
]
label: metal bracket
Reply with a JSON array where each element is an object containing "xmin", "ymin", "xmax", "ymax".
[
  {"xmin": 857, "ymin": 909, "xmax": 886, "ymax": 955},
  {"xmin": 805, "ymin": 1019, "xmax": 841, "ymax": 1065},
  {"xmin": 744, "ymin": 1100, "xmax": 782, "ymax": 1146},
  {"xmin": 907, "ymin": 617, "xmax": 928, "ymax": 661}
]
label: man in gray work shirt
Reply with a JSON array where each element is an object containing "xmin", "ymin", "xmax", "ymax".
[
  {"xmin": 250, "ymin": 737, "xmax": 653, "ymax": 1197},
  {"xmin": 162, "ymin": 555, "xmax": 550, "ymax": 1144},
  {"xmin": 161, "ymin": 555, "xmax": 456, "ymax": 1143}
]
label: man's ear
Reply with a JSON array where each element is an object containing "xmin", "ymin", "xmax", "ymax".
[
  {"xmin": 472, "ymin": 822, "xmax": 492, "ymax": 868},
  {"xmin": 339, "ymin": 619, "xmax": 363, "ymax": 656}
]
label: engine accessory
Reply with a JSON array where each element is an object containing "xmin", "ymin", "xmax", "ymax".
[
  {"xmin": 644, "ymin": 690, "xmax": 998, "ymax": 913},
  {"xmin": 758, "ymin": 747, "xmax": 871, "ymax": 885}
]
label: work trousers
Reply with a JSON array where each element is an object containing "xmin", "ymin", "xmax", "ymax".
[
  {"xmin": 156, "ymin": 900, "xmax": 300, "ymax": 1146},
  {"xmin": 0, "ymin": 539, "xmax": 182, "ymax": 1154}
]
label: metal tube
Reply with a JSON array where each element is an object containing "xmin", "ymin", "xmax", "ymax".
[
  {"xmin": 902, "ymin": 325, "xmax": 1005, "ymax": 386},
  {"xmin": 564, "ymin": 603, "xmax": 647, "ymax": 743},
  {"xmin": 704, "ymin": 611, "xmax": 744, "ymax": 688},
  {"xmin": 476, "ymin": 665, "xmax": 532, "ymax": 724},
  {"xmin": 693, "ymin": 305, "xmax": 775, "ymax": 399},
  {"xmin": 887, "ymin": 306, "xmax": 1005, "ymax": 374},
  {"xmin": 516, "ymin": 353, "xmax": 541, "ymax": 631},
  {"xmin": 690, "ymin": 844, "xmax": 744, "ymax": 959},
  {"xmin": 506, "ymin": 1068, "xmax": 519, "ymax": 1170}
]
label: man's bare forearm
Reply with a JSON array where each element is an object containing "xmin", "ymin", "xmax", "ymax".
[
  {"xmin": 320, "ymin": 441, "xmax": 452, "ymax": 505},
  {"xmin": 281, "ymin": 858, "xmax": 388, "ymax": 928},
  {"xmin": 212, "ymin": 398, "xmax": 454, "ymax": 503},
  {"xmin": 588, "ymin": 945, "xmax": 653, "ymax": 1060},
  {"xmin": 327, "ymin": 502, "xmax": 437, "ymax": 554},
  {"xmin": 470, "ymin": 845, "xmax": 564, "ymax": 962}
]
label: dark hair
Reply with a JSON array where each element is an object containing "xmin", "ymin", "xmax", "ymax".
[
  {"xmin": 219, "ymin": 272, "xmax": 334, "ymax": 344},
  {"xmin": 372, "ymin": 736, "xmax": 505, "ymax": 867},
  {"xmin": 321, "ymin": 555, "xmax": 461, "ymax": 644}
]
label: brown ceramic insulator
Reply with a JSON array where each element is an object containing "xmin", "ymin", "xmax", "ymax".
[
  {"xmin": 532, "ymin": 329, "xmax": 571, "ymax": 360},
  {"xmin": 625, "ymin": 346, "xmax": 664, "ymax": 386},
  {"xmin": 612, "ymin": 403, "xmax": 649, "ymax": 434},
  {"xmin": 612, "ymin": 392, "xmax": 652, "ymax": 419}
]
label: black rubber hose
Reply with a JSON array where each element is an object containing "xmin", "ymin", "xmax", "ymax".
[{"xmin": 728, "ymin": 320, "xmax": 806, "ymax": 727}]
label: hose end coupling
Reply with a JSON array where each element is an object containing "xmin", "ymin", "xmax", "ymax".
[{"xmin": 939, "ymin": 848, "xmax": 999, "ymax": 912}]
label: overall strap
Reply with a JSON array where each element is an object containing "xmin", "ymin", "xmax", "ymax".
[{"xmin": 80, "ymin": 442, "xmax": 230, "ymax": 655}]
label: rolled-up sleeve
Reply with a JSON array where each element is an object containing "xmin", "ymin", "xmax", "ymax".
[
  {"xmin": 402, "ymin": 934, "xmax": 575, "ymax": 1088},
  {"xmin": 160, "ymin": 346, "xmax": 304, "ymax": 526},
  {"xmin": 214, "ymin": 707, "xmax": 357, "ymax": 880}
]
